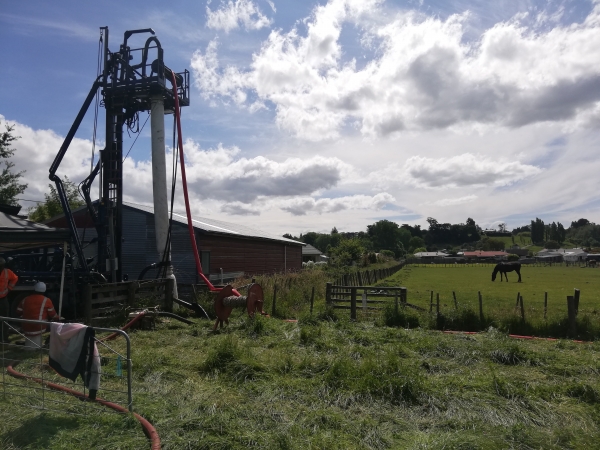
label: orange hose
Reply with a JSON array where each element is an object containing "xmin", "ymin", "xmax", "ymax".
[{"xmin": 7, "ymin": 362, "xmax": 160, "ymax": 450}]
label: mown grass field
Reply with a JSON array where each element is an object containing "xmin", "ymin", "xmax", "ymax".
[
  {"xmin": 1, "ymin": 265, "xmax": 600, "ymax": 449},
  {"xmin": 1, "ymin": 316, "xmax": 600, "ymax": 449}
]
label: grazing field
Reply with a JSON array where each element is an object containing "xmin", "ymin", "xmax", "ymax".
[
  {"xmin": 1, "ymin": 317, "xmax": 600, "ymax": 449},
  {"xmin": 386, "ymin": 265, "xmax": 600, "ymax": 317}
]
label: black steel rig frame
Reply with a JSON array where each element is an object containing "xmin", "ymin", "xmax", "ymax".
[{"xmin": 49, "ymin": 27, "xmax": 189, "ymax": 282}]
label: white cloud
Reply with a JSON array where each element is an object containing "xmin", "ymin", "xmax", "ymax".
[
  {"xmin": 429, "ymin": 195, "xmax": 478, "ymax": 207},
  {"xmin": 191, "ymin": 0, "xmax": 600, "ymax": 140},
  {"xmin": 279, "ymin": 192, "xmax": 395, "ymax": 216},
  {"xmin": 206, "ymin": 0, "xmax": 272, "ymax": 32},
  {"xmin": 1, "ymin": 115, "xmax": 93, "ymax": 209},
  {"xmin": 402, "ymin": 154, "xmax": 542, "ymax": 189}
]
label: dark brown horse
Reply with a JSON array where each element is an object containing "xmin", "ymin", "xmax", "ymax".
[{"xmin": 491, "ymin": 262, "xmax": 521, "ymax": 282}]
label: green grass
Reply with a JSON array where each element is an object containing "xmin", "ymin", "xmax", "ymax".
[
  {"xmin": 380, "ymin": 264, "xmax": 600, "ymax": 339},
  {"xmin": 2, "ymin": 317, "xmax": 600, "ymax": 449}
]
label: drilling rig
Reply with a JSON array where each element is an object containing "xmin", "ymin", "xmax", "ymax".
[
  {"xmin": 10, "ymin": 27, "xmax": 264, "ymax": 324},
  {"xmin": 49, "ymin": 27, "xmax": 189, "ymax": 285}
]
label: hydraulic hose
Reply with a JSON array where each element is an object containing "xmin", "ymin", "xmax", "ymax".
[
  {"xmin": 169, "ymin": 71, "xmax": 240, "ymax": 297},
  {"xmin": 7, "ymin": 362, "xmax": 160, "ymax": 450}
]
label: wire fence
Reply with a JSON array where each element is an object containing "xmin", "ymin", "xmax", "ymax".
[{"xmin": 0, "ymin": 316, "xmax": 132, "ymax": 416}]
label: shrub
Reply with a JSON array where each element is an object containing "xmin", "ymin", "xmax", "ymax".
[
  {"xmin": 507, "ymin": 254, "xmax": 519, "ymax": 261},
  {"xmin": 383, "ymin": 304, "xmax": 420, "ymax": 328}
]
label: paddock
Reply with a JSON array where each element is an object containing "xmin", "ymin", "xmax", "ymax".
[{"xmin": 384, "ymin": 264, "xmax": 600, "ymax": 323}]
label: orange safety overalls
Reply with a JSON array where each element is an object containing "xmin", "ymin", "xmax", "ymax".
[
  {"xmin": 0, "ymin": 268, "xmax": 18, "ymax": 299},
  {"xmin": 16, "ymin": 294, "xmax": 58, "ymax": 336}
]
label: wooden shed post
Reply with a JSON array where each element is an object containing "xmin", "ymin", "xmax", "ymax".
[
  {"xmin": 127, "ymin": 281, "xmax": 138, "ymax": 307},
  {"xmin": 83, "ymin": 284, "xmax": 93, "ymax": 325}
]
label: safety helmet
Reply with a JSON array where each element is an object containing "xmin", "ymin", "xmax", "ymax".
[{"xmin": 34, "ymin": 282, "xmax": 46, "ymax": 293}]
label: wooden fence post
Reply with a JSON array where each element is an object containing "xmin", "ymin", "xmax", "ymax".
[
  {"xmin": 436, "ymin": 293, "xmax": 440, "ymax": 316},
  {"xmin": 515, "ymin": 292, "xmax": 520, "ymax": 307},
  {"xmin": 453, "ymin": 291, "xmax": 457, "ymax": 309},
  {"xmin": 573, "ymin": 289, "xmax": 580, "ymax": 315},
  {"xmin": 310, "ymin": 286, "xmax": 315, "ymax": 315},
  {"xmin": 350, "ymin": 287, "xmax": 357, "ymax": 320},
  {"xmin": 373, "ymin": 270, "xmax": 378, "ymax": 283},
  {"xmin": 400, "ymin": 287, "xmax": 407, "ymax": 304},
  {"xmin": 519, "ymin": 295, "xmax": 525, "ymax": 321},
  {"xmin": 83, "ymin": 283, "xmax": 93, "ymax": 325},
  {"xmin": 326, "ymin": 282, "xmax": 332, "ymax": 305},
  {"xmin": 478, "ymin": 291, "xmax": 483, "ymax": 322},
  {"xmin": 567, "ymin": 295, "xmax": 577, "ymax": 337},
  {"xmin": 544, "ymin": 292, "xmax": 548, "ymax": 319},
  {"xmin": 272, "ymin": 284, "xmax": 278, "ymax": 316},
  {"xmin": 165, "ymin": 278, "xmax": 174, "ymax": 313},
  {"xmin": 394, "ymin": 292, "xmax": 399, "ymax": 315},
  {"xmin": 429, "ymin": 291, "xmax": 434, "ymax": 313}
]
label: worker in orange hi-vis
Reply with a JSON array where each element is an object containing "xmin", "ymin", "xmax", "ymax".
[
  {"xmin": 0, "ymin": 257, "xmax": 18, "ymax": 343},
  {"xmin": 16, "ymin": 282, "xmax": 61, "ymax": 350}
]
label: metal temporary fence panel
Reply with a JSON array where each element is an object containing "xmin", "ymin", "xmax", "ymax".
[{"xmin": 0, "ymin": 316, "xmax": 133, "ymax": 415}]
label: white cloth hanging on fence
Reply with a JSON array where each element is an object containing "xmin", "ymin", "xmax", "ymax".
[{"xmin": 48, "ymin": 323, "xmax": 101, "ymax": 396}]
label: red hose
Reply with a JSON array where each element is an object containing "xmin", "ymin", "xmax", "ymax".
[
  {"xmin": 100, "ymin": 312, "xmax": 148, "ymax": 341},
  {"xmin": 7, "ymin": 362, "xmax": 160, "ymax": 450},
  {"xmin": 170, "ymin": 72, "xmax": 240, "ymax": 297},
  {"xmin": 443, "ymin": 330, "xmax": 591, "ymax": 343}
]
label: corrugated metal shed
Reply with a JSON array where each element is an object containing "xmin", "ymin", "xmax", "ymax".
[
  {"xmin": 124, "ymin": 202, "xmax": 300, "ymax": 245},
  {"xmin": 46, "ymin": 202, "xmax": 304, "ymax": 281}
]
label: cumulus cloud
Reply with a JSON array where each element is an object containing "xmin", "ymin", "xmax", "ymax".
[
  {"xmin": 430, "ymin": 195, "xmax": 478, "ymax": 207},
  {"xmin": 220, "ymin": 202, "xmax": 260, "ymax": 215},
  {"xmin": 279, "ymin": 192, "xmax": 394, "ymax": 216},
  {"xmin": 403, "ymin": 154, "xmax": 542, "ymax": 189},
  {"xmin": 1, "ymin": 115, "xmax": 93, "ymax": 207},
  {"xmin": 191, "ymin": 0, "xmax": 600, "ymax": 140},
  {"xmin": 6, "ymin": 116, "xmax": 389, "ymax": 220},
  {"xmin": 206, "ymin": 0, "xmax": 271, "ymax": 32},
  {"xmin": 180, "ymin": 141, "xmax": 351, "ymax": 202}
]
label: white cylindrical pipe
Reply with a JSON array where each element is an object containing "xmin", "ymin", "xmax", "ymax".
[
  {"xmin": 150, "ymin": 95, "xmax": 179, "ymax": 298},
  {"xmin": 150, "ymin": 95, "xmax": 170, "ymax": 263}
]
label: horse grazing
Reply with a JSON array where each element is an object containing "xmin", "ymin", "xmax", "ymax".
[{"xmin": 491, "ymin": 262, "xmax": 522, "ymax": 282}]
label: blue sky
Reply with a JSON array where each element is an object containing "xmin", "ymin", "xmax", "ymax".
[{"xmin": 1, "ymin": 0, "xmax": 600, "ymax": 235}]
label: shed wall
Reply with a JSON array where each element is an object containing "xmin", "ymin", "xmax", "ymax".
[{"xmin": 196, "ymin": 233, "xmax": 302, "ymax": 275}]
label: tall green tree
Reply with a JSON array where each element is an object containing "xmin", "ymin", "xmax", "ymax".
[
  {"xmin": 0, "ymin": 122, "xmax": 27, "ymax": 205},
  {"xmin": 367, "ymin": 219, "xmax": 405, "ymax": 257},
  {"xmin": 530, "ymin": 218, "xmax": 545, "ymax": 244},
  {"xmin": 28, "ymin": 177, "xmax": 84, "ymax": 223}
]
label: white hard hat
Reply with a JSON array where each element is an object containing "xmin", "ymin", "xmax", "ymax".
[{"xmin": 34, "ymin": 282, "xmax": 46, "ymax": 293}]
